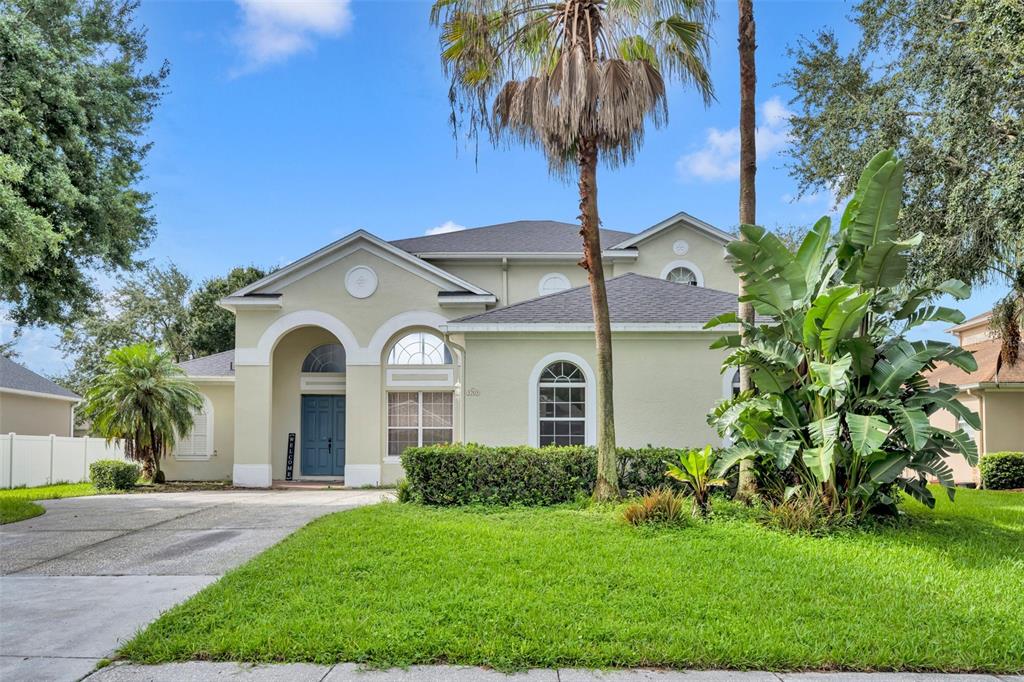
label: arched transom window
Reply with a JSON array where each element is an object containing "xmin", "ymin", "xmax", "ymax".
[
  {"xmin": 302, "ymin": 344, "xmax": 345, "ymax": 372},
  {"xmin": 538, "ymin": 361, "xmax": 586, "ymax": 446},
  {"xmin": 666, "ymin": 266, "xmax": 699, "ymax": 286},
  {"xmin": 387, "ymin": 332, "xmax": 453, "ymax": 365}
]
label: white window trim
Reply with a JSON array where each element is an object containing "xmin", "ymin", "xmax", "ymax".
[
  {"xmin": 527, "ymin": 353, "xmax": 596, "ymax": 447},
  {"xmin": 174, "ymin": 395, "xmax": 214, "ymax": 461},
  {"xmin": 537, "ymin": 272, "xmax": 572, "ymax": 297},
  {"xmin": 385, "ymin": 391, "xmax": 454, "ymax": 462},
  {"xmin": 660, "ymin": 259, "xmax": 705, "ymax": 287}
]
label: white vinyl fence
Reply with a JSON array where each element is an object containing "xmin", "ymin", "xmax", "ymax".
[{"xmin": 1, "ymin": 433, "xmax": 125, "ymax": 489}]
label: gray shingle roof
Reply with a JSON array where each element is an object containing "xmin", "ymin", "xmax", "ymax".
[
  {"xmin": 391, "ymin": 220, "xmax": 636, "ymax": 254},
  {"xmin": 178, "ymin": 350, "xmax": 235, "ymax": 377},
  {"xmin": 0, "ymin": 356, "xmax": 79, "ymax": 399},
  {"xmin": 451, "ymin": 273, "xmax": 742, "ymax": 325}
]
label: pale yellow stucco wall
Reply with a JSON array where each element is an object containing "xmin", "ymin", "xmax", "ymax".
[
  {"xmin": 460, "ymin": 332, "xmax": 729, "ymax": 449},
  {"xmin": 230, "ymin": 246, "xmax": 469, "ymax": 486},
  {"xmin": 219, "ymin": 232, "xmax": 741, "ymax": 487},
  {"xmin": 0, "ymin": 392, "xmax": 75, "ymax": 437},
  {"xmin": 611, "ymin": 223, "xmax": 735, "ymax": 293},
  {"xmin": 162, "ymin": 382, "xmax": 236, "ymax": 481}
]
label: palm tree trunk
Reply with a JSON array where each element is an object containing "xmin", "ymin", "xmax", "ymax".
[
  {"xmin": 737, "ymin": 0, "xmax": 757, "ymax": 499},
  {"xmin": 578, "ymin": 137, "xmax": 619, "ymax": 501}
]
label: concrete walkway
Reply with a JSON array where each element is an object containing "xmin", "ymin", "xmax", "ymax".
[
  {"xmin": 0, "ymin": 489, "xmax": 390, "ymax": 682},
  {"xmin": 84, "ymin": 663, "xmax": 1024, "ymax": 681}
]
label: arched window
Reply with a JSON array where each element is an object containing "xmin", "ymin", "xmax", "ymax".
[
  {"xmin": 731, "ymin": 370, "xmax": 741, "ymax": 397},
  {"xmin": 538, "ymin": 361, "xmax": 586, "ymax": 446},
  {"xmin": 538, "ymin": 272, "xmax": 572, "ymax": 296},
  {"xmin": 666, "ymin": 266, "xmax": 699, "ymax": 285},
  {"xmin": 174, "ymin": 396, "xmax": 214, "ymax": 461},
  {"xmin": 302, "ymin": 344, "xmax": 345, "ymax": 372},
  {"xmin": 387, "ymin": 332, "xmax": 453, "ymax": 365}
]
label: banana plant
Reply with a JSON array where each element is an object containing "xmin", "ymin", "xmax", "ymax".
[
  {"xmin": 707, "ymin": 150, "xmax": 979, "ymax": 516},
  {"xmin": 665, "ymin": 446, "xmax": 728, "ymax": 517}
]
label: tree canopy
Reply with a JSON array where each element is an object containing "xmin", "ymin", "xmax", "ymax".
[
  {"xmin": 1, "ymin": 0, "xmax": 167, "ymax": 326},
  {"xmin": 188, "ymin": 266, "xmax": 267, "ymax": 357},
  {"xmin": 57, "ymin": 263, "xmax": 266, "ymax": 396},
  {"xmin": 782, "ymin": 0, "xmax": 1023, "ymax": 359}
]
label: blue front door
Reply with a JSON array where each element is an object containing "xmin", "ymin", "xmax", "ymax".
[{"xmin": 300, "ymin": 395, "xmax": 345, "ymax": 476}]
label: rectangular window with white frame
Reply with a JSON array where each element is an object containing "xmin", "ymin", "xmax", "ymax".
[
  {"xmin": 174, "ymin": 398, "xmax": 213, "ymax": 461},
  {"xmin": 387, "ymin": 391, "xmax": 453, "ymax": 457}
]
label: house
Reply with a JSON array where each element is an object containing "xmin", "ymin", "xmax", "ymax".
[
  {"xmin": 165, "ymin": 212, "xmax": 748, "ymax": 487},
  {"xmin": 925, "ymin": 311, "xmax": 1024, "ymax": 484},
  {"xmin": 0, "ymin": 356, "xmax": 80, "ymax": 437}
]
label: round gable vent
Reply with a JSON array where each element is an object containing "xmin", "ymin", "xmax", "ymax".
[{"xmin": 345, "ymin": 266, "xmax": 378, "ymax": 299}]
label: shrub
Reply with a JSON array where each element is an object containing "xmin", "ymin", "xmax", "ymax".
[
  {"xmin": 979, "ymin": 452, "xmax": 1024, "ymax": 490},
  {"xmin": 759, "ymin": 489, "xmax": 850, "ymax": 535},
  {"xmin": 400, "ymin": 444, "xmax": 712, "ymax": 506},
  {"xmin": 665, "ymin": 445, "xmax": 728, "ymax": 517},
  {"xmin": 395, "ymin": 478, "xmax": 414, "ymax": 503},
  {"xmin": 709, "ymin": 150, "xmax": 980, "ymax": 516},
  {"xmin": 622, "ymin": 486, "xmax": 689, "ymax": 526},
  {"xmin": 89, "ymin": 459, "xmax": 140, "ymax": 490}
]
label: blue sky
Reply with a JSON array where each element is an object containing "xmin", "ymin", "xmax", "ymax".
[{"xmin": 5, "ymin": 0, "xmax": 1007, "ymax": 373}]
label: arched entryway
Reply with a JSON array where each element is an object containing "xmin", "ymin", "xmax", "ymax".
[{"xmin": 271, "ymin": 326, "xmax": 348, "ymax": 480}]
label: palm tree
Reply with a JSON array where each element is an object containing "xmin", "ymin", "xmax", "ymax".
[
  {"xmin": 432, "ymin": 0, "xmax": 715, "ymax": 500},
  {"xmin": 82, "ymin": 343, "xmax": 203, "ymax": 483},
  {"xmin": 735, "ymin": 0, "xmax": 757, "ymax": 498}
]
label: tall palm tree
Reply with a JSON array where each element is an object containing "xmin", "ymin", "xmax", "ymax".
[
  {"xmin": 735, "ymin": 0, "xmax": 757, "ymax": 498},
  {"xmin": 82, "ymin": 343, "xmax": 202, "ymax": 483},
  {"xmin": 432, "ymin": 0, "xmax": 715, "ymax": 500}
]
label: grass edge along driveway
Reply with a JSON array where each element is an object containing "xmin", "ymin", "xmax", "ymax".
[
  {"xmin": 0, "ymin": 482, "xmax": 99, "ymax": 524},
  {"xmin": 120, "ymin": 488, "xmax": 1024, "ymax": 673}
]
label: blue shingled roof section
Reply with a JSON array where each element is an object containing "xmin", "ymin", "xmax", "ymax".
[
  {"xmin": 390, "ymin": 220, "xmax": 635, "ymax": 254},
  {"xmin": 0, "ymin": 356, "xmax": 80, "ymax": 399},
  {"xmin": 451, "ymin": 273, "xmax": 744, "ymax": 325}
]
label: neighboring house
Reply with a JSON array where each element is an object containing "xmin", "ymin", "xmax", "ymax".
[
  {"xmin": 925, "ymin": 311, "xmax": 1024, "ymax": 484},
  {"xmin": 166, "ymin": 212, "xmax": 747, "ymax": 487},
  {"xmin": 0, "ymin": 356, "xmax": 80, "ymax": 437}
]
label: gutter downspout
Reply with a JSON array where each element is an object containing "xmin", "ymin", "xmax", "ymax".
[
  {"xmin": 501, "ymin": 257, "xmax": 509, "ymax": 306},
  {"xmin": 444, "ymin": 332, "xmax": 468, "ymax": 445}
]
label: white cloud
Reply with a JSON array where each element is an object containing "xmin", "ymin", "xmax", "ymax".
[
  {"xmin": 232, "ymin": 0, "xmax": 352, "ymax": 74},
  {"xmin": 425, "ymin": 220, "xmax": 466, "ymax": 236},
  {"xmin": 677, "ymin": 97, "xmax": 793, "ymax": 182}
]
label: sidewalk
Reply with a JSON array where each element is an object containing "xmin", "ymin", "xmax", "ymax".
[{"xmin": 84, "ymin": 662, "xmax": 1024, "ymax": 682}]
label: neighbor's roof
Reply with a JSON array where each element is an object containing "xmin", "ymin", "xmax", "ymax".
[
  {"xmin": 0, "ymin": 356, "xmax": 80, "ymax": 400},
  {"xmin": 178, "ymin": 350, "xmax": 235, "ymax": 377},
  {"xmin": 948, "ymin": 310, "xmax": 992, "ymax": 333},
  {"xmin": 926, "ymin": 338, "xmax": 1024, "ymax": 387},
  {"xmin": 391, "ymin": 220, "xmax": 636, "ymax": 255},
  {"xmin": 447, "ymin": 273, "xmax": 742, "ymax": 326}
]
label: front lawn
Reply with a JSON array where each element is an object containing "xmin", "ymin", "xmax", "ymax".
[
  {"xmin": 0, "ymin": 482, "xmax": 99, "ymax": 524},
  {"xmin": 121, "ymin": 488, "xmax": 1023, "ymax": 672}
]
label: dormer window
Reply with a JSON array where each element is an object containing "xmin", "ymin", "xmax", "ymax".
[{"xmin": 666, "ymin": 266, "xmax": 699, "ymax": 286}]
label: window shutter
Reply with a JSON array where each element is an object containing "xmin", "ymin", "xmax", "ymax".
[{"xmin": 175, "ymin": 404, "xmax": 210, "ymax": 460}]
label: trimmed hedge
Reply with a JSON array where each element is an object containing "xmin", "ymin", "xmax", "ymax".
[
  {"xmin": 89, "ymin": 459, "xmax": 140, "ymax": 490},
  {"xmin": 979, "ymin": 452, "xmax": 1024, "ymax": 490},
  {"xmin": 400, "ymin": 443, "xmax": 723, "ymax": 506}
]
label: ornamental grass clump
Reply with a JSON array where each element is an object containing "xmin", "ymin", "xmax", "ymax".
[
  {"xmin": 708, "ymin": 150, "xmax": 980, "ymax": 519},
  {"xmin": 621, "ymin": 486, "xmax": 689, "ymax": 527}
]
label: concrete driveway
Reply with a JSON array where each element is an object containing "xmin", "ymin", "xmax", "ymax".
[{"xmin": 0, "ymin": 489, "xmax": 390, "ymax": 682}]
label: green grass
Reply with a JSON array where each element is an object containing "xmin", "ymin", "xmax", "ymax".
[
  {"xmin": 0, "ymin": 482, "xmax": 99, "ymax": 524},
  {"xmin": 120, "ymin": 488, "xmax": 1024, "ymax": 672}
]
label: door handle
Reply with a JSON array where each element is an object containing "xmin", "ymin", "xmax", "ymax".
[{"xmin": 327, "ymin": 437, "xmax": 332, "ymax": 453}]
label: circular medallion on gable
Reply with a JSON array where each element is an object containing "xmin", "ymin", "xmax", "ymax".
[
  {"xmin": 672, "ymin": 239, "xmax": 690, "ymax": 256},
  {"xmin": 345, "ymin": 266, "xmax": 378, "ymax": 299}
]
